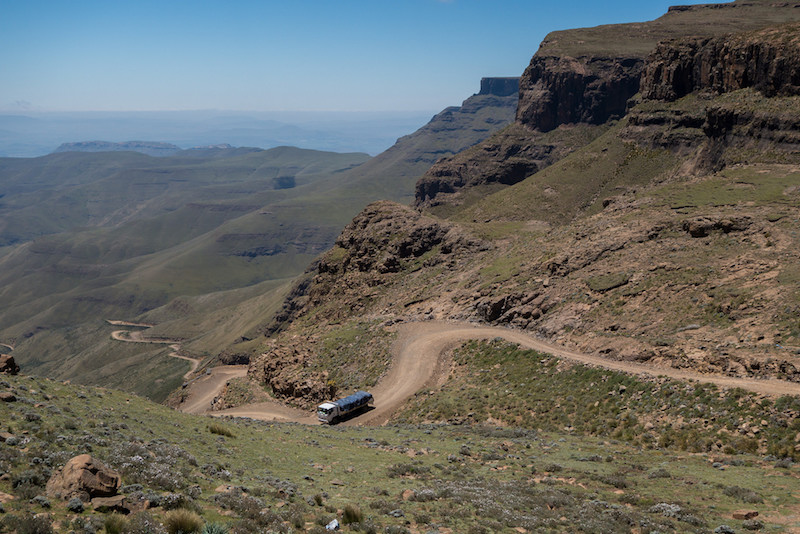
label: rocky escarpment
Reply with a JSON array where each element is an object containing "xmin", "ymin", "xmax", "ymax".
[
  {"xmin": 414, "ymin": 123, "xmax": 591, "ymax": 208},
  {"xmin": 414, "ymin": 52, "xmax": 648, "ymax": 208},
  {"xmin": 415, "ymin": 53, "xmax": 638, "ymax": 209},
  {"xmin": 479, "ymin": 77, "xmax": 519, "ymax": 97},
  {"xmin": 338, "ymin": 77, "xmax": 520, "ymax": 205},
  {"xmin": 625, "ymin": 23, "xmax": 800, "ymax": 172},
  {"xmin": 641, "ymin": 23, "xmax": 800, "ymax": 102},
  {"xmin": 415, "ymin": 1, "xmax": 800, "ymax": 209}
]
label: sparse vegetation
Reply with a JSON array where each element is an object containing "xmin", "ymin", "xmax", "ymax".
[
  {"xmin": 397, "ymin": 339, "xmax": 800, "ymax": 460},
  {"xmin": 310, "ymin": 320, "xmax": 396, "ymax": 391},
  {"xmin": 1, "ymin": 372, "xmax": 797, "ymax": 532}
]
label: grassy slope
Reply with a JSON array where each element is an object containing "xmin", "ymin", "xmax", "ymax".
[
  {"xmin": 2, "ymin": 373, "xmax": 799, "ymax": 532},
  {"xmin": 397, "ymin": 340, "xmax": 800, "ymax": 460},
  {"xmin": 446, "ymin": 119, "xmax": 674, "ymax": 226},
  {"xmin": 0, "ymin": 148, "xmax": 370, "ymax": 398}
]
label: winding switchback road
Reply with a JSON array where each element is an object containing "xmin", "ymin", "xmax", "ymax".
[
  {"xmin": 108, "ymin": 320, "xmax": 201, "ymax": 380},
  {"xmin": 184, "ymin": 321, "xmax": 800, "ymax": 425}
]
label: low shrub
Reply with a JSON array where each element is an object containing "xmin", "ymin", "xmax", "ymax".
[
  {"xmin": 164, "ymin": 509, "xmax": 204, "ymax": 534},
  {"xmin": 386, "ymin": 463, "xmax": 430, "ymax": 478},
  {"xmin": 66, "ymin": 496, "xmax": 85, "ymax": 513},
  {"xmin": 647, "ymin": 468, "xmax": 671, "ymax": 479},
  {"xmin": 5, "ymin": 513, "xmax": 54, "ymax": 534},
  {"xmin": 722, "ymin": 485, "xmax": 763, "ymax": 504}
]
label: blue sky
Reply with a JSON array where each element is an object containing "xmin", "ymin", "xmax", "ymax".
[{"xmin": 1, "ymin": 1, "xmax": 720, "ymax": 113}]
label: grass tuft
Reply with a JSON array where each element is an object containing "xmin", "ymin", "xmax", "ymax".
[
  {"xmin": 164, "ymin": 509, "xmax": 204, "ymax": 534},
  {"xmin": 342, "ymin": 504, "xmax": 364, "ymax": 525},
  {"xmin": 208, "ymin": 423, "xmax": 235, "ymax": 438}
]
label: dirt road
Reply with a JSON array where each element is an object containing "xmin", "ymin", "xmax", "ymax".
[
  {"xmin": 106, "ymin": 320, "xmax": 155, "ymax": 328},
  {"xmin": 180, "ymin": 321, "xmax": 800, "ymax": 426},
  {"xmin": 180, "ymin": 365, "xmax": 248, "ymax": 414},
  {"xmin": 109, "ymin": 323, "xmax": 200, "ymax": 379}
]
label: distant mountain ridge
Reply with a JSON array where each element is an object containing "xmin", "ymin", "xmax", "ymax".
[
  {"xmin": 53, "ymin": 140, "xmax": 183, "ymax": 157},
  {"xmin": 52, "ymin": 140, "xmax": 261, "ymax": 158}
]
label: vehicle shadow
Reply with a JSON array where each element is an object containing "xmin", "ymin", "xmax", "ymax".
[{"xmin": 328, "ymin": 405, "xmax": 375, "ymax": 425}]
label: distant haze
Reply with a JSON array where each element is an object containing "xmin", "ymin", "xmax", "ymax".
[
  {"xmin": 0, "ymin": 110, "xmax": 434, "ymax": 157},
  {"xmin": 1, "ymin": 1, "xmax": 725, "ymax": 114}
]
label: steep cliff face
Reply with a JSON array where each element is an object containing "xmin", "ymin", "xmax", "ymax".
[
  {"xmin": 516, "ymin": 55, "xmax": 642, "ymax": 131},
  {"xmin": 479, "ymin": 77, "xmax": 519, "ymax": 97},
  {"xmin": 641, "ymin": 23, "xmax": 800, "ymax": 102},
  {"xmin": 415, "ymin": 1, "xmax": 800, "ymax": 209}
]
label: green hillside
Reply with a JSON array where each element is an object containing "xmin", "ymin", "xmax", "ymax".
[{"xmin": 0, "ymin": 147, "xmax": 369, "ymax": 399}]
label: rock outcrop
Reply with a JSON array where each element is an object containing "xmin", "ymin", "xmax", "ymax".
[
  {"xmin": 46, "ymin": 454, "xmax": 121, "ymax": 502},
  {"xmin": 641, "ymin": 23, "xmax": 800, "ymax": 102},
  {"xmin": 0, "ymin": 354, "xmax": 18, "ymax": 375},
  {"xmin": 270, "ymin": 201, "xmax": 483, "ymax": 328},
  {"xmin": 246, "ymin": 336, "xmax": 334, "ymax": 407}
]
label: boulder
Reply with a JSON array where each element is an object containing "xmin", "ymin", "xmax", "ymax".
[
  {"xmin": 46, "ymin": 454, "xmax": 121, "ymax": 502},
  {"xmin": 0, "ymin": 392, "xmax": 15, "ymax": 403},
  {"xmin": 733, "ymin": 510, "xmax": 759, "ymax": 520},
  {"xmin": 0, "ymin": 355, "xmax": 19, "ymax": 375}
]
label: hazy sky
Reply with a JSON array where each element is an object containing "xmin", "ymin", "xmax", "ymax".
[{"xmin": 2, "ymin": 1, "xmax": 722, "ymax": 113}]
